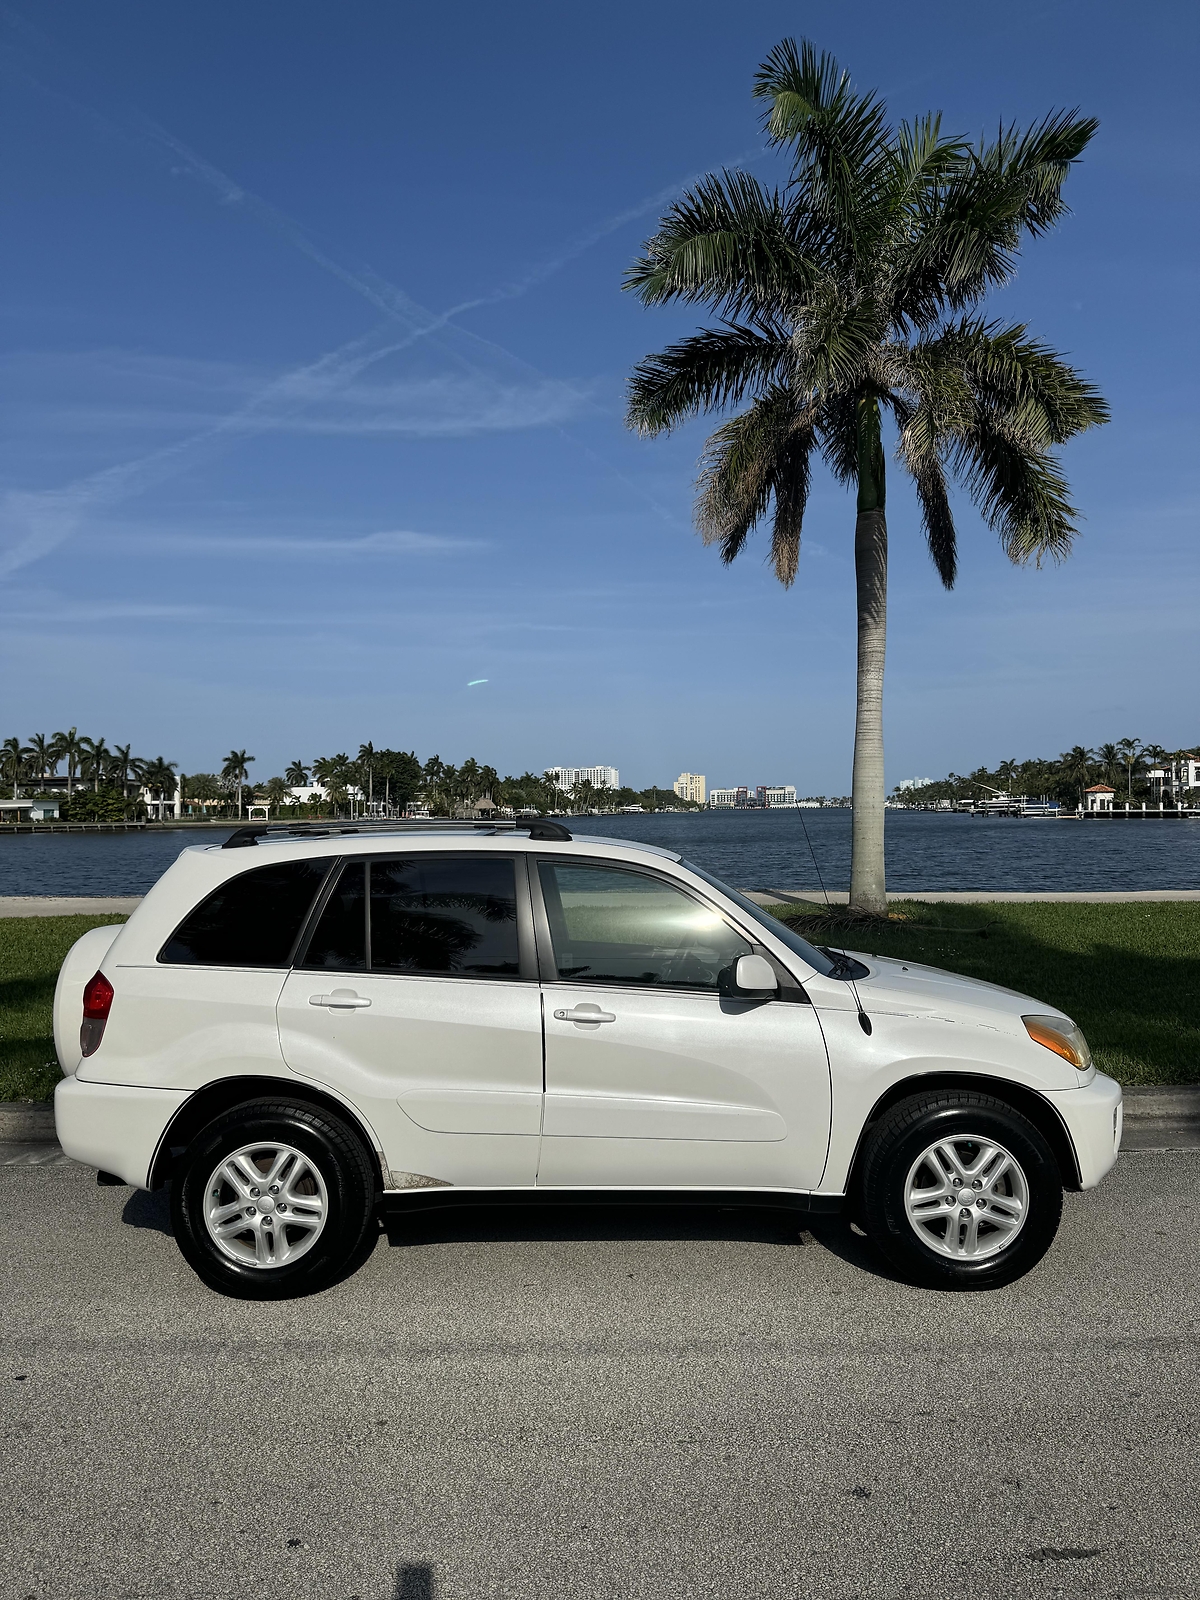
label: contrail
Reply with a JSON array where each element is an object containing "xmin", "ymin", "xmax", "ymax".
[{"xmin": 0, "ymin": 44, "xmax": 755, "ymax": 571}]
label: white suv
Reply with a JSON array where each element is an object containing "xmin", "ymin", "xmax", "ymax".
[{"xmin": 54, "ymin": 822, "xmax": 1122, "ymax": 1297}]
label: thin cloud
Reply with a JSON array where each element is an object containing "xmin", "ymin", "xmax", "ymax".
[{"xmin": 135, "ymin": 529, "xmax": 482, "ymax": 559}]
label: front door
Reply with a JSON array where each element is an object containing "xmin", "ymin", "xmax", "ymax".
[
  {"xmin": 278, "ymin": 852, "xmax": 542, "ymax": 1188},
  {"xmin": 533, "ymin": 859, "xmax": 831, "ymax": 1190}
]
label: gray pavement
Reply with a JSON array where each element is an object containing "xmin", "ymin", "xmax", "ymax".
[{"xmin": 1, "ymin": 1156, "xmax": 1198, "ymax": 1599}]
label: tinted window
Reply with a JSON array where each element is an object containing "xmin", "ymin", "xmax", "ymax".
[
  {"xmin": 369, "ymin": 856, "xmax": 519, "ymax": 977},
  {"xmin": 301, "ymin": 861, "xmax": 367, "ymax": 970},
  {"xmin": 538, "ymin": 862, "xmax": 751, "ymax": 990},
  {"xmin": 160, "ymin": 858, "xmax": 330, "ymax": 967}
]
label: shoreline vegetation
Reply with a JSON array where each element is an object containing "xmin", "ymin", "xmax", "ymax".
[
  {"xmin": 892, "ymin": 739, "xmax": 1199, "ymax": 811},
  {"xmin": 4, "ymin": 901, "xmax": 1196, "ymax": 1103}
]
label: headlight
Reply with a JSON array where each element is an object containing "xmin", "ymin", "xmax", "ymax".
[{"xmin": 1023, "ymin": 1014, "xmax": 1092, "ymax": 1071}]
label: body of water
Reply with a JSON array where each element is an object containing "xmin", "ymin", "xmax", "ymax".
[{"xmin": 3, "ymin": 810, "xmax": 1200, "ymax": 897}]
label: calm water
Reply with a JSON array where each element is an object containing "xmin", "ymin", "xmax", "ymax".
[{"xmin": 3, "ymin": 810, "xmax": 1200, "ymax": 897}]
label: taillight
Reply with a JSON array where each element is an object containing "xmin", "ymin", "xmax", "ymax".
[{"xmin": 80, "ymin": 971, "xmax": 114, "ymax": 1057}]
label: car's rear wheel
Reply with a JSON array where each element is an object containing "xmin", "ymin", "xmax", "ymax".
[
  {"xmin": 859, "ymin": 1089, "xmax": 1063, "ymax": 1288},
  {"xmin": 171, "ymin": 1098, "xmax": 378, "ymax": 1298}
]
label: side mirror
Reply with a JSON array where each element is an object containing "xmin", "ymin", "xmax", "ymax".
[{"xmin": 732, "ymin": 954, "xmax": 778, "ymax": 997}]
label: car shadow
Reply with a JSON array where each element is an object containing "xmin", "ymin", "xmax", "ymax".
[
  {"xmin": 118, "ymin": 1182, "xmax": 906, "ymax": 1286},
  {"xmin": 121, "ymin": 1184, "xmax": 173, "ymax": 1235},
  {"xmin": 381, "ymin": 1192, "xmax": 899, "ymax": 1281}
]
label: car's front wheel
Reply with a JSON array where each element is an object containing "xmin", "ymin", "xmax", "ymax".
[
  {"xmin": 171, "ymin": 1098, "xmax": 378, "ymax": 1298},
  {"xmin": 859, "ymin": 1089, "xmax": 1063, "ymax": 1288}
]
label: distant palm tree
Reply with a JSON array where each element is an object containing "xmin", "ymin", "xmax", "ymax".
[
  {"xmin": 1116, "ymin": 737, "xmax": 1143, "ymax": 800},
  {"xmin": 79, "ymin": 736, "xmax": 112, "ymax": 793},
  {"xmin": 53, "ymin": 727, "xmax": 84, "ymax": 802},
  {"xmin": 1, "ymin": 737, "xmax": 29, "ymax": 799},
  {"xmin": 1094, "ymin": 742, "xmax": 1121, "ymax": 790},
  {"xmin": 142, "ymin": 757, "xmax": 179, "ymax": 819},
  {"xmin": 110, "ymin": 744, "xmax": 137, "ymax": 800},
  {"xmin": 1058, "ymin": 745, "xmax": 1095, "ymax": 809},
  {"xmin": 357, "ymin": 743, "xmax": 377, "ymax": 807},
  {"xmin": 27, "ymin": 733, "xmax": 54, "ymax": 785},
  {"xmin": 221, "ymin": 749, "xmax": 254, "ymax": 819},
  {"xmin": 625, "ymin": 39, "xmax": 1107, "ymax": 910},
  {"xmin": 285, "ymin": 760, "xmax": 310, "ymax": 787}
]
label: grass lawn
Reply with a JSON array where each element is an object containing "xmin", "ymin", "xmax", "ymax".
[
  {"xmin": 0, "ymin": 916, "xmax": 128, "ymax": 1101},
  {"xmin": 2, "ymin": 903, "xmax": 1197, "ymax": 1100},
  {"xmin": 768, "ymin": 899, "xmax": 1200, "ymax": 1086}
]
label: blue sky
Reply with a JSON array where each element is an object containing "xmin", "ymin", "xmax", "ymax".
[{"xmin": 1, "ymin": 0, "xmax": 1197, "ymax": 791}]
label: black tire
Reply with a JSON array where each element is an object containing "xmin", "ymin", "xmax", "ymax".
[
  {"xmin": 171, "ymin": 1097, "xmax": 378, "ymax": 1299},
  {"xmin": 859, "ymin": 1089, "xmax": 1063, "ymax": 1289}
]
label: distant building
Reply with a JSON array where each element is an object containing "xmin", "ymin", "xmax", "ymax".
[
  {"xmin": 549, "ymin": 765, "xmax": 619, "ymax": 792},
  {"xmin": 895, "ymin": 777, "xmax": 935, "ymax": 791},
  {"xmin": 1148, "ymin": 755, "xmax": 1200, "ymax": 804},
  {"xmin": 673, "ymin": 772, "xmax": 706, "ymax": 805},
  {"xmin": 0, "ymin": 796, "xmax": 60, "ymax": 821},
  {"xmin": 709, "ymin": 788, "xmax": 738, "ymax": 808},
  {"xmin": 1084, "ymin": 784, "xmax": 1115, "ymax": 814},
  {"xmin": 756, "ymin": 784, "xmax": 798, "ymax": 808}
]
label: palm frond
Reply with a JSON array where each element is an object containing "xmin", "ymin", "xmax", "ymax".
[
  {"xmin": 891, "ymin": 110, "xmax": 1099, "ymax": 317},
  {"xmin": 892, "ymin": 396, "xmax": 958, "ymax": 587},
  {"xmin": 752, "ymin": 38, "xmax": 892, "ymax": 245},
  {"xmin": 624, "ymin": 169, "xmax": 814, "ymax": 320},
  {"xmin": 952, "ymin": 424, "xmax": 1079, "ymax": 565},
  {"xmin": 695, "ymin": 387, "xmax": 815, "ymax": 584},
  {"xmin": 626, "ymin": 324, "xmax": 793, "ymax": 436}
]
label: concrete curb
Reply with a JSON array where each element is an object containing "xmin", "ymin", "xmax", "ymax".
[{"xmin": 0, "ymin": 1102, "xmax": 56, "ymax": 1140}]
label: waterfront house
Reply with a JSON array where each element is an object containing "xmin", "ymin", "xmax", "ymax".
[{"xmin": 1084, "ymin": 784, "xmax": 1115, "ymax": 814}]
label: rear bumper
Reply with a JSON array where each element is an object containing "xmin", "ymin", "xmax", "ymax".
[
  {"xmin": 1045, "ymin": 1072, "xmax": 1123, "ymax": 1189},
  {"xmin": 54, "ymin": 1076, "xmax": 189, "ymax": 1189}
]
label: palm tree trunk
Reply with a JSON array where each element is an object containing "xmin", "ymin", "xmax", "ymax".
[{"xmin": 850, "ymin": 397, "xmax": 888, "ymax": 915}]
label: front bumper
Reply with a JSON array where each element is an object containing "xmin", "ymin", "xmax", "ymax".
[
  {"xmin": 1044, "ymin": 1071, "xmax": 1123, "ymax": 1189},
  {"xmin": 55, "ymin": 1076, "xmax": 189, "ymax": 1188}
]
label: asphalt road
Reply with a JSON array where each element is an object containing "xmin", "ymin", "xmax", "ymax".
[{"xmin": 1, "ymin": 1155, "xmax": 1198, "ymax": 1600}]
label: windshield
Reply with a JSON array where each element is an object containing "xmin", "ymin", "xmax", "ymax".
[{"xmin": 681, "ymin": 862, "xmax": 839, "ymax": 977}]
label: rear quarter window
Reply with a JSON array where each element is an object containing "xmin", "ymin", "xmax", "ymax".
[{"xmin": 159, "ymin": 858, "xmax": 331, "ymax": 967}]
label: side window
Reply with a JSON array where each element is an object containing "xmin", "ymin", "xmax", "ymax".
[
  {"xmin": 538, "ymin": 861, "xmax": 752, "ymax": 990},
  {"xmin": 159, "ymin": 858, "xmax": 331, "ymax": 967},
  {"xmin": 301, "ymin": 861, "xmax": 367, "ymax": 971},
  {"xmin": 369, "ymin": 856, "xmax": 520, "ymax": 978}
]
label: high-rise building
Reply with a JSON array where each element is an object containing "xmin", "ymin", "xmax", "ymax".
[
  {"xmin": 673, "ymin": 772, "xmax": 706, "ymax": 804},
  {"xmin": 549, "ymin": 765, "xmax": 619, "ymax": 792}
]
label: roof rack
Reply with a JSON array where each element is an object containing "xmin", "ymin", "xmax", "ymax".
[{"xmin": 221, "ymin": 818, "xmax": 573, "ymax": 849}]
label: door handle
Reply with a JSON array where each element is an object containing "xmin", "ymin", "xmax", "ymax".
[
  {"xmin": 554, "ymin": 1006, "xmax": 616, "ymax": 1024},
  {"xmin": 309, "ymin": 990, "xmax": 371, "ymax": 1009}
]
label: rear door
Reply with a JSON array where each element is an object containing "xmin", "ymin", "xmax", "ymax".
[
  {"xmin": 533, "ymin": 858, "xmax": 832, "ymax": 1190},
  {"xmin": 277, "ymin": 851, "xmax": 543, "ymax": 1188}
]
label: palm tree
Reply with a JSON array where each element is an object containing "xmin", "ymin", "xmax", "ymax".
[
  {"xmin": 624, "ymin": 39, "xmax": 1107, "ymax": 911},
  {"xmin": 1057, "ymin": 745, "xmax": 1095, "ymax": 810},
  {"xmin": 142, "ymin": 757, "xmax": 178, "ymax": 819},
  {"xmin": 27, "ymin": 733, "xmax": 54, "ymax": 785},
  {"xmin": 1, "ymin": 737, "xmax": 29, "ymax": 799},
  {"xmin": 1116, "ymin": 737, "xmax": 1143, "ymax": 800},
  {"xmin": 1096, "ymin": 742, "xmax": 1121, "ymax": 790},
  {"xmin": 221, "ymin": 749, "xmax": 254, "ymax": 820},
  {"xmin": 79, "ymin": 736, "xmax": 112, "ymax": 793},
  {"xmin": 52, "ymin": 727, "xmax": 84, "ymax": 802},
  {"xmin": 357, "ymin": 743, "xmax": 377, "ymax": 807},
  {"xmin": 285, "ymin": 760, "xmax": 310, "ymax": 787},
  {"xmin": 110, "ymin": 744, "xmax": 137, "ymax": 800}
]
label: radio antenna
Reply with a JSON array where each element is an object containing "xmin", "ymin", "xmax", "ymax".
[{"xmin": 795, "ymin": 805, "xmax": 873, "ymax": 1035}]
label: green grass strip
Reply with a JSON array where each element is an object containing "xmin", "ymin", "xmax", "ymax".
[{"xmin": 767, "ymin": 899, "xmax": 1200, "ymax": 1086}]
